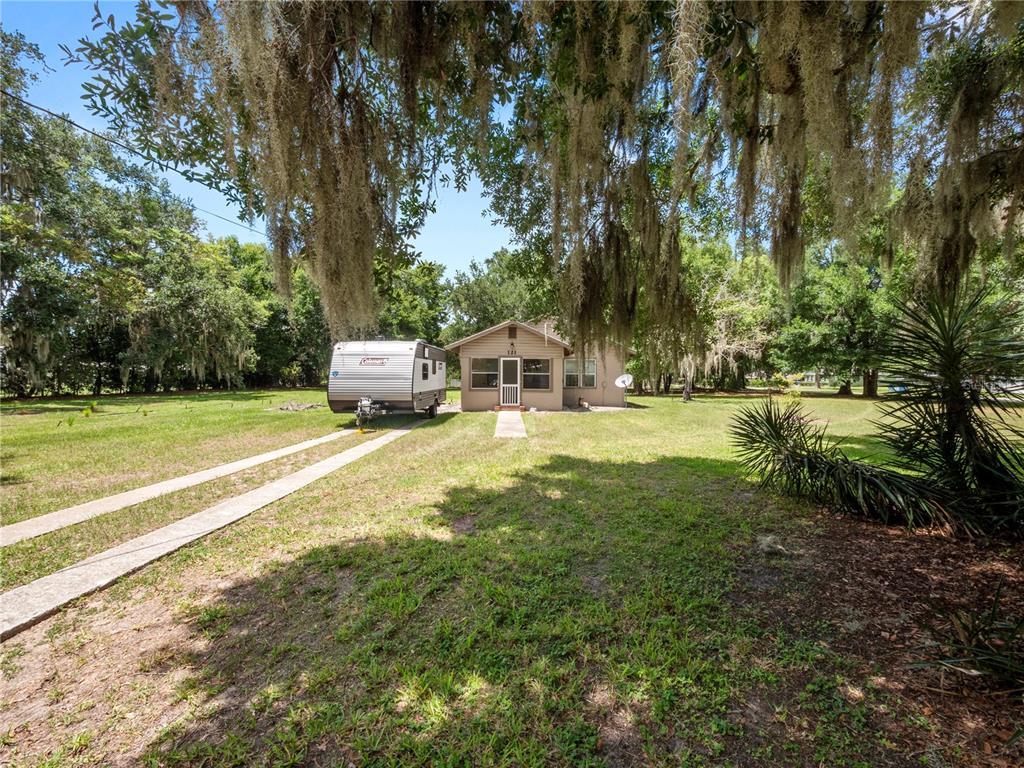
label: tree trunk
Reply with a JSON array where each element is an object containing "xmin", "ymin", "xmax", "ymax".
[
  {"xmin": 93, "ymin": 365, "xmax": 102, "ymax": 397},
  {"xmin": 837, "ymin": 379, "xmax": 853, "ymax": 396},
  {"xmin": 682, "ymin": 374, "xmax": 693, "ymax": 401},
  {"xmin": 815, "ymin": 372, "xmax": 822, "ymax": 389},
  {"xmin": 862, "ymin": 369, "xmax": 878, "ymax": 398}
]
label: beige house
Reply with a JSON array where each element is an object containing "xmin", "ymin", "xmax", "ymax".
[{"xmin": 446, "ymin": 319, "xmax": 629, "ymax": 411}]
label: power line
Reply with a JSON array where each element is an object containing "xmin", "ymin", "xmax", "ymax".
[{"xmin": 1, "ymin": 88, "xmax": 265, "ymax": 237}]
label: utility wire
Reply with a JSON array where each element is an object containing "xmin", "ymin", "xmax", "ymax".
[{"xmin": 1, "ymin": 88, "xmax": 264, "ymax": 236}]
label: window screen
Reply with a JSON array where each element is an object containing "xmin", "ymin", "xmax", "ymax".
[
  {"xmin": 522, "ymin": 359, "xmax": 551, "ymax": 390},
  {"xmin": 565, "ymin": 359, "xmax": 597, "ymax": 388},
  {"xmin": 470, "ymin": 358, "xmax": 499, "ymax": 389}
]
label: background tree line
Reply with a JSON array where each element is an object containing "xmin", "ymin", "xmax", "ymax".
[{"xmin": 0, "ymin": 31, "xmax": 444, "ymax": 397}]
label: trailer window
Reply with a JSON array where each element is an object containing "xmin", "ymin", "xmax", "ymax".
[
  {"xmin": 422, "ymin": 362, "xmax": 429, "ymax": 380},
  {"xmin": 523, "ymin": 359, "xmax": 551, "ymax": 390},
  {"xmin": 470, "ymin": 358, "xmax": 498, "ymax": 389},
  {"xmin": 432, "ymin": 360, "xmax": 437, "ymax": 375}
]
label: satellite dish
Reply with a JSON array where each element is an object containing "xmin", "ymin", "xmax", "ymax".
[{"xmin": 614, "ymin": 373, "xmax": 634, "ymax": 389}]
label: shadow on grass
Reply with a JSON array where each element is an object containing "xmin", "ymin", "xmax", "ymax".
[
  {"xmin": 0, "ymin": 451, "xmax": 25, "ymax": 486},
  {"xmin": 0, "ymin": 472, "xmax": 26, "ymax": 487},
  {"xmin": 789, "ymin": 390, "xmax": 878, "ymax": 401},
  {"xmin": 133, "ymin": 450, "xmax": 897, "ymax": 767},
  {"xmin": 1, "ymin": 403, "xmax": 102, "ymax": 415}
]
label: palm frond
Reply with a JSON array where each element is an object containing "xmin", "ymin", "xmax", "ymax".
[
  {"xmin": 878, "ymin": 285, "xmax": 1024, "ymax": 531},
  {"xmin": 731, "ymin": 399, "xmax": 953, "ymax": 529}
]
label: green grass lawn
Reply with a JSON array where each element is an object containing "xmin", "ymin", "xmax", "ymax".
[
  {"xmin": 1, "ymin": 392, "xmax": 1018, "ymax": 767},
  {"xmin": 1, "ymin": 389, "xmax": 352, "ymax": 525},
  {"xmin": 0, "ymin": 421, "xmax": 406, "ymax": 592}
]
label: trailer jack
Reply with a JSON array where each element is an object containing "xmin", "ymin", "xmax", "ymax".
[{"xmin": 355, "ymin": 397, "xmax": 380, "ymax": 431}]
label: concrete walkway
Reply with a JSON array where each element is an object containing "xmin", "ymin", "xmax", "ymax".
[
  {"xmin": 0, "ymin": 423, "xmax": 418, "ymax": 640},
  {"xmin": 1, "ymin": 429, "xmax": 354, "ymax": 546},
  {"xmin": 494, "ymin": 410, "xmax": 527, "ymax": 438}
]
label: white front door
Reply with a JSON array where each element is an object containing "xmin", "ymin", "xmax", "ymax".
[{"xmin": 500, "ymin": 357, "xmax": 520, "ymax": 406}]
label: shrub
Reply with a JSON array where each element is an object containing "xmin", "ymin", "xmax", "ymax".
[
  {"xmin": 877, "ymin": 287, "xmax": 1024, "ymax": 534},
  {"xmin": 731, "ymin": 285, "xmax": 1024, "ymax": 535},
  {"xmin": 731, "ymin": 398, "xmax": 952, "ymax": 529},
  {"xmin": 915, "ymin": 584, "xmax": 1024, "ymax": 743}
]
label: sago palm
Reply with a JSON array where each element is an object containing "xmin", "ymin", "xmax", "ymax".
[
  {"xmin": 732, "ymin": 284, "xmax": 1024, "ymax": 535},
  {"xmin": 878, "ymin": 286, "xmax": 1024, "ymax": 532}
]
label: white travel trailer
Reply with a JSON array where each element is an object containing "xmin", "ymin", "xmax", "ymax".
[{"xmin": 327, "ymin": 340, "xmax": 446, "ymax": 422}]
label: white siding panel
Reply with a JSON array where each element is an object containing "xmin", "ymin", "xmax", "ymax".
[{"xmin": 328, "ymin": 341, "xmax": 416, "ymax": 404}]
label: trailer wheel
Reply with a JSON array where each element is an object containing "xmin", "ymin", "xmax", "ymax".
[{"xmin": 425, "ymin": 402, "xmax": 437, "ymax": 419}]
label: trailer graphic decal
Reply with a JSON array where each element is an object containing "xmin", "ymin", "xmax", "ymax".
[{"xmin": 359, "ymin": 357, "xmax": 389, "ymax": 366}]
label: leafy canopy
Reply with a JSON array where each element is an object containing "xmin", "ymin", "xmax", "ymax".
[{"xmin": 55, "ymin": 1, "xmax": 1024, "ymax": 344}]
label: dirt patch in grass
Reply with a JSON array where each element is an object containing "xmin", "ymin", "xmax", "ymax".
[
  {"xmin": 0, "ymin": 548, "xmax": 362, "ymax": 766},
  {"xmin": 0, "ymin": 594, "xmax": 197, "ymax": 766},
  {"xmin": 585, "ymin": 680, "xmax": 645, "ymax": 767},
  {"xmin": 450, "ymin": 514, "xmax": 477, "ymax": 535},
  {"xmin": 730, "ymin": 514, "xmax": 1024, "ymax": 767}
]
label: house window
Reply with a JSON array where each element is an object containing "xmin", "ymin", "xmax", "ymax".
[
  {"xmin": 470, "ymin": 358, "xmax": 499, "ymax": 389},
  {"xmin": 564, "ymin": 358, "xmax": 597, "ymax": 388},
  {"xmin": 422, "ymin": 362, "xmax": 429, "ymax": 380},
  {"xmin": 522, "ymin": 358, "xmax": 551, "ymax": 390}
]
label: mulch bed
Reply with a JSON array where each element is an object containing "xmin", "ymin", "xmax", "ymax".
[{"xmin": 733, "ymin": 512, "xmax": 1024, "ymax": 766}]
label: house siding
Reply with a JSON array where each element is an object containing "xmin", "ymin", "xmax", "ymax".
[
  {"xmin": 452, "ymin": 322, "xmax": 629, "ymax": 411},
  {"xmin": 458, "ymin": 329, "xmax": 567, "ymax": 411},
  {"xmin": 562, "ymin": 344, "xmax": 628, "ymax": 407}
]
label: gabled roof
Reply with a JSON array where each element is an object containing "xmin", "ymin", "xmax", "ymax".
[{"xmin": 444, "ymin": 319, "xmax": 572, "ymax": 352}]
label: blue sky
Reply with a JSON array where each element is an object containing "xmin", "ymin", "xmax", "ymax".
[{"xmin": 1, "ymin": 0, "xmax": 513, "ymax": 277}]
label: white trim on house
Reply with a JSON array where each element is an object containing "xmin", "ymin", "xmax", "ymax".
[
  {"xmin": 499, "ymin": 357, "xmax": 521, "ymax": 406},
  {"xmin": 445, "ymin": 320, "xmax": 572, "ymax": 353}
]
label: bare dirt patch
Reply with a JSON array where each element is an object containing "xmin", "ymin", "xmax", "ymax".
[
  {"xmin": 0, "ymin": 548, "xmax": 360, "ymax": 767},
  {"xmin": 731, "ymin": 513, "xmax": 1024, "ymax": 767},
  {"xmin": 0, "ymin": 595, "xmax": 197, "ymax": 767},
  {"xmin": 275, "ymin": 401, "xmax": 325, "ymax": 412},
  {"xmin": 451, "ymin": 515, "xmax": 477, "ymax": 535},
  {"xmin": 585, "ymin": 680, "xmax": 645, "ymax": 768}
]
